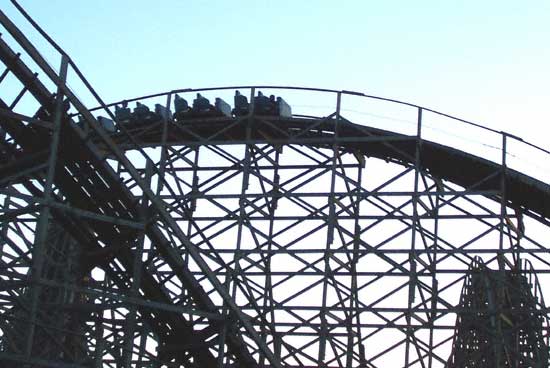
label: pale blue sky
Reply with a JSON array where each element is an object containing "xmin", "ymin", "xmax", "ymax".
[{"xmin": 3, "ymin": 0, "xmax": 550, "ymax": 148}]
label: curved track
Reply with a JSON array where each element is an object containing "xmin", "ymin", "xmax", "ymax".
[{"xmin": 100, "ymin": 109, "xmax": 550, "ymax": 220}]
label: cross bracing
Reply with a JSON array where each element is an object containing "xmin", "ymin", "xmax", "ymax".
[{"xmin": 0, "ymin": 2, "xmax": 549, "ymax": 367}]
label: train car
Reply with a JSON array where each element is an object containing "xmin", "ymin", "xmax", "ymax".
[
  {"xmin": 173, "ymin": 93, "xmax": 232, "ymax": 120},
  {"xmin": 233, "ymin": 90, "xmax": 249, "ymax": 116},
  {"xmin": 131, "ymin": 102, "xmax": 163, "ymax": 124},
  {"xmin": 155, "ymin": 104, "xmax": 172, "ymax": 120},
  {"xmin": 192, "ymin": 93, "xmax": 211, "ymax": 113},
  {"xmin": 215, "ymin": 98, "xmax": 232, "ymax": 117},
  {"xmin": 183, "ymin": 93, "xmax": 231, "ymax": 118},
  {"xmin": 254, "ymin": 92, "xmax": 276, "ymax": 115},
  {"xmin": 173, "ymin": 94, "xmax": 190, "ymax": 121},
  {"xmin": 97, "ymin": 116, "xmax": 116, "ymax": 133},
  {"xmin": 276, "ymin": 96, "xmax": 292, "ymax": 118},
  {"xmin": 252, "ymin": 91, "xmax": 292, "ymax": 117},
  {"xmin": 115, "ymin": 102, "xmax": 132, "ymax": 123},
  {"xmin": 174, "ymin": 94, "xmax": 189, "ymax": 113},
  {"xmin": 134, "ymin": 102, "xmax": 150, "ymax": 119}
]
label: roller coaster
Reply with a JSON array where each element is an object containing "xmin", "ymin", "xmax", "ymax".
[{"xmin": 0, "ymin": 2, "xmax": 549, "ymax": 367}]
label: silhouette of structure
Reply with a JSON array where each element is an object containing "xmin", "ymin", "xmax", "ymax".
[
  {"xmin": 0, "ymin": 2, "xmax": 549, "ymax": 367},
  {"xmin": 446, "ymin": 258, "xmax": 548, "ymax": 367}
]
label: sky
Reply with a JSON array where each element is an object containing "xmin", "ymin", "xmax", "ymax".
[{"xmin": 3, "ymin": 0, "xmax": 549, "ymax": 151}]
